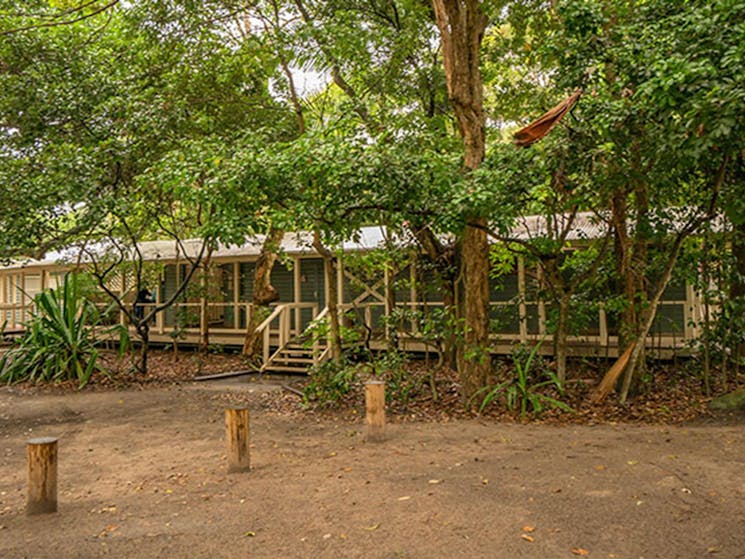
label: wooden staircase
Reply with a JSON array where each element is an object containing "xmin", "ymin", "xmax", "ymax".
[
  {"xmin": 255, "ymin": 304, "xmax": 331, "ymax": 374},
  {"xmin": 260, "ymin": 341, "xmax": 328, "ymax": 374}
]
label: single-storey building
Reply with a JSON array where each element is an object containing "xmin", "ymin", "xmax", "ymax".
[{"xmin": 1, "ymin": 217, "xmax": 703, "ymax": 372}]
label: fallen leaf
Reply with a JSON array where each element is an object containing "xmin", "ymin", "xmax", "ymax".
[
  {"xmin": 571, "ymin": 548, "xmax": 589, "ymax": 556},
  {"xmin": 428, "ymin": 479, "xmax": 441, "ymax": 484},
  {"xmin": 520, "ymin": 534, "xmax": 534, "ymax": 543},
  {"xmin": 243, "ymin": 531, "xmax": 256, "ymax": 537},
  {"xmin": 364, "ymin": 523, "xmax": 380, "ymax": 531},
  {"xmin": 627, "ymin": 460, "xmax": 638, "ymax": 466},
  {"xmin": 707, "ymin": 546, "xmax": 721, "ymax": 554},
  {"xmin": 522, "ymin": 525, "xmax": 535, "ymax": 533},
  {"xmin": 481, "ymin": 477, "xmax": 489, "ymax": 485},
  {"xmin": 397, "ymin": 496, "xmax": 411, "ymax": 501},
  {"xmin": 594, "ymin": 465, "xmax": 606, "ymax": 471}
]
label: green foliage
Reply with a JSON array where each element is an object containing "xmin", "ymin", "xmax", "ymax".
[
  {"xmin": 473, "ymin": 341, "xmax": 572, "ymax": 417},
  {"xmin": 370, "ymin": 349, "xmax": 418, "ymax": 407},
  {"xmin": 388, "ymin": 306, "xmax": 462, "ymax": 364},
  {"xmin": 0, "ymin": 274, "xmax": 128, "ymax": 387},
  {"xmin": 302, "ymin": 357, "xmax": 358, "ymax": 407},
  {"xmin": 302, "ymin": 349, "xmax": 421, "ymax": 409}
]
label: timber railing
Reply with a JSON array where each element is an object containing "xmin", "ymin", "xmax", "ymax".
[
  {"xmin": 3, "ymin": 290, "xmax": 688, "ymax": 360},
  {"xmin": 336, "ymin": 298, "xmax": 692, "ymax": 354},
  {"xmin": 253, "ymin": 302, "xmax": 320, "ymax": 365}
]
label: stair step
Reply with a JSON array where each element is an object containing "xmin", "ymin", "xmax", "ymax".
[
  {"xmin": 277, "ymin": 349, "xmax": 321, "ymax": 357},
  {"xmin": 273, "ymin": 357, "xmax": 316, "ymax": 364},
  {"xmin": 277, "ymin": 349, "xmax": 314, "ymax": 357},
  {"xmin": 262, "ymin": 365, "xmax": 312, "ymax": 373}
]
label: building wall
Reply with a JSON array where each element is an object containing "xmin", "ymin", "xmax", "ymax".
[{"xmin": 0, "ymin": 251, "xmax": 692, "ymax": 356}]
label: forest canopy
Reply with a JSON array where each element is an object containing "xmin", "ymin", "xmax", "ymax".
[{"xmin": 0, "ymin": 0, "xmax": 743, "ymax": 406}]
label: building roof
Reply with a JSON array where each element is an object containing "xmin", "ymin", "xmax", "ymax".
[
  {"xmin": 0, "ymin": 209, "xmax": 720, "ymax": 272},
  {"xmin": 0, "ymin": 226, "xmax": 392, "ymax": 272},
  {"xmin": 510, "ymin": 212, "xmax": 610, "ymax": 241}
]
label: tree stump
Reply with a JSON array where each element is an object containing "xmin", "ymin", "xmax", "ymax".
[
  {"xmin": 26, "ymin": 437, "xmax": 58, "ymax": 515},
  {"xmin": 225, "ymin": 408, "xmax": 250, "ymax": 473},
  {"xmin": 365, "ymin": 381, "xmax": 386, "ymax": 442}
]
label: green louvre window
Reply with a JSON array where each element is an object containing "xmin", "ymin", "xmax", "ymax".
[
  {"xmin": 651, "ymin": 303, "xmax": 685, "ymax": 335},
  {"xmin": 298, "ymin": 258, "xmax": 326, "ymax": 329}
]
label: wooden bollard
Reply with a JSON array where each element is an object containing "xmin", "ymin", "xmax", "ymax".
[
  {"xmin": 225, "ymin": 407, "xmax": 250, "ymax": 473},
  {"xmin": 365, "ymin": 381, "xmax": 386, "ymax": 442},
  {"xmin": 26, "ymin": 437, "xmax": 58, "ymax": 515}
]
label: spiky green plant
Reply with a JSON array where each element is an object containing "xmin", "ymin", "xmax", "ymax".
[
  {"xmin": 0, "ymin": 274, "xmax": 128, "ymax": 387},
  {"xmin": 473, "ymin": 340, "xmax": 573, "ymax": 417}
]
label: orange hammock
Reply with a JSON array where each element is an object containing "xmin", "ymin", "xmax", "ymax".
[{"xmin": 513, "ymin": 90, "xmax": 582, "ymax": 148}]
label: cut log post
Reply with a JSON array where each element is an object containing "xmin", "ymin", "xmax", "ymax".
[
  {"xmin": 225, "ymin": 408, "xmax": 250, "ymax": 473},
  {"xmin": 365, "ymin": 381, "xmax": 386, "ymax": 442},
  {"xmin": 26, "ymin": 437, "xmax": 58, "ymax": 515}
]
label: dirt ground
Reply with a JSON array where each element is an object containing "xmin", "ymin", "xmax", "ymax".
[{"xmin": 1, "ymin": 382, "xmax": 744, "ymax": 559}]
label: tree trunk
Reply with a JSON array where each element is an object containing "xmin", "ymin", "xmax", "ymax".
[
  {"xmin": 432, "ymin": 0, "xmax": 490, "ymax": 402},
  {"xmin": 137, "ymin": 323, "xmax": 149, "ymax": 374},
  {"xmin": 313, "ymin": 231, "xmax": 342, "ymax": 363},
  {"xmin": 731, "ymin": 217, "xmax": 745, "ymax": 360},
  {"xmin": 460, "ymin": 219, "xmax": 491, "ymax": 397},
  {"xmin": 555, "ymin": 292, "xmax": 571, "ymax": 383},
  {"xmin": 611, "ymin": 189, "xmax": 636, "ymax": 351},
  {"xmin": 408, "ymin": 222, "xmax": 458, "ymax": 368},
  {"xmin": 627, "ymin": 178, "xmax": 650, "ymax": 392},
  {"xmin": 199, "ymin": 247, "xmax": 214, "ymax": 354},
  {"xmin": 242, "ymin": 226, "xmax": 284, "ymax": 359},
  {"xmin": 440, "ymin": 278, "xmax": 458, "ymax": 370}
]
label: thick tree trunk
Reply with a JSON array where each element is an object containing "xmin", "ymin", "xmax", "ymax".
[
  {"xmin": 242, "ymin": 226, "xmax": 284, "ymax": 359},
  {"xmin": 460, "ymin": 219, "xmax": 491, "ymax": 396},
  {"xmin": 432, "ymin": 0, "xmax": 490, "ymax": 402}
]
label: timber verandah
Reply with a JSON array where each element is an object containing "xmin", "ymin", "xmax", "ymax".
[{"xmin": 0, "ymin": 222, "xmax": 702, "ymax": 373}]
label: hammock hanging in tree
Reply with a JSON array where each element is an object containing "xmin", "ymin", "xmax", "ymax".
[{"xmin": 513, "ymin": 90, "xmax": 582, "ymax": 148}]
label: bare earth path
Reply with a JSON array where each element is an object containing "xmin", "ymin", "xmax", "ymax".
[{"xmin": 1, "ymin": 384, "xmax": 743, "ymax": 559}]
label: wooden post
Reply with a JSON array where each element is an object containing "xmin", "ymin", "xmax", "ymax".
[
  {"xmin": 365, "ymin": 381, "xmax": 386, "ymax": 442},
  {"xmin": 293, "ymin": 257, "xmax": 302, "ymax": 337},
  {"xmin": 225, "ymin": 408, "xmax": 250, "ymax": 473},
  {"xmin": 26, "ymin": 437, "xmax": 58, "ymax": 515},
  {"xmin": 233, "ymin": 263, "xmax": 240, "ymax": 329}
]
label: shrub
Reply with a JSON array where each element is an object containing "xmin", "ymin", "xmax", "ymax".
[
  {"xmin": 473, "ymin": 341, "xmax": 572, "ymax": 417},
  {"xmin": 0, "ymin": 274, "xmax": 128, "ymax": 387},
  {"xmin": 303, "ymin": 357, "xmax": 358, "ymax": 407}
]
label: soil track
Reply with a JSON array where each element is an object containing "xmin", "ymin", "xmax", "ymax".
[{"xmin": 1, "ymin": 384, "xmax": 744, "ymax": 558}]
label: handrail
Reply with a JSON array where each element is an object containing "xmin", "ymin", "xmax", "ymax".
[
  {"xmin": 255, "ymin": 304, "xmax": 287, "ymax": 334},
  {"xmin": 313, "ymin": 306, "xmax": 329, "ymax": 321}
]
